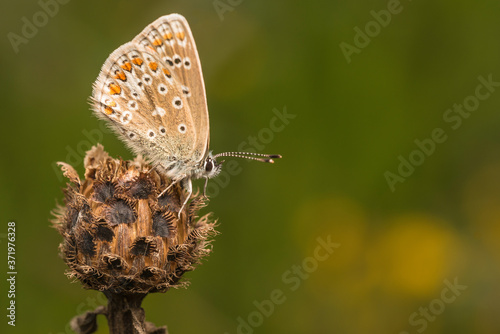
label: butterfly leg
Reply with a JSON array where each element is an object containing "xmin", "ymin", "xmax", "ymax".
[
  {"xmin": 178, "ymin": 177, "xmax": 193, "ymax": 218},
  {"xmin": 203, "ymin": 177, "xmax": 209, "ymax": 199},
  {"xmin": 157, "ymin": 178, "xmax": 180, "ymax": 198}
]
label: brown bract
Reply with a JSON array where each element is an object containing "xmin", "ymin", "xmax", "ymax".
[{"xmin": 52, "ymin": 144, "xmax": 217, "ymax": 294}]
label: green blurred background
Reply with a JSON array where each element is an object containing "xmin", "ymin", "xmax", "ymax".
[{"xmin": 2, "ymin": 0, "xmax": 500, "ymax": 333}]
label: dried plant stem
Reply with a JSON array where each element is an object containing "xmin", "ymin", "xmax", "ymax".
[
  {"xmin": 70, "ymin": 292, "xmax": 167, "ymax": 334},
  {"xmin": 104, "ymin": 292, "xmax": 147, "ymax": 334}
]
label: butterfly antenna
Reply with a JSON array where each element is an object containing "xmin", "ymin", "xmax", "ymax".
[{"xmin": 213, "ymin": 152, "xmax": 282, "ymax": 163}]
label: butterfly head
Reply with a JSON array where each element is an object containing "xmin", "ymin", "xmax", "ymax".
[{"xmin": 201, "ymin": 154, "xmax": 223, "ymax": 179}]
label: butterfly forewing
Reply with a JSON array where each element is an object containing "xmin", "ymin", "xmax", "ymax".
[
  {"xmin": 91, "ymin": 15, "xmax": 207, "ymax": 174},
  {"xmin": 133, "ymin": 14, "xmax": 210, "ymax": 162}
]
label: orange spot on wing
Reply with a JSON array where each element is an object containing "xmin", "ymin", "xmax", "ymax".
[
  {"xmin": 149, "ymin": 62, "xmax": 158, "ymax": 72},
  {"xmin": 132, "ymin": 58, "xmax": 143, "ymax": 66},
  {"xmin": 121, "ymin": 62, "xmax": 132, "ymax": 72},
  {"xmin": 109, "ymin": 83, "xmax": 121, "ymax": 95},
  {"xmin": 162, "ymin": 68, "xmax": 171, "ymax": 78},
  {"xmin": 164, "ymin": 32, "xmax": 173, "ymax": 40},
  {"xmin": 153, "ymin": 38, "xmax": 163, "ymax": 46},
  {"xmin": 104, "ymin": 106, "xmax": 114, "ymax": 115},
  {"xmin": 114, "ymin": 71, "xmax": 126, "ymax": 81},
  {"xmin": 108, "ymin": 100, "xmax": 117, "ymax": 107},
  {"xmin": 176, "ymin": 31, "xmax": 185, "ymax": 40}
]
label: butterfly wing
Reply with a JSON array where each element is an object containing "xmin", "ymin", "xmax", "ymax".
[
  {"xmin": 133, "ymin": 14, "xmax": 210, "ymax": 164},
  {"xmin": 90, "ymin": 14, "xmax": 209, "ymax": 177}
]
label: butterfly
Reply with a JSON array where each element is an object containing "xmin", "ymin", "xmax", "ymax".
[{"xmin": 90, "ymin": 14, "xmax": 281, "ymax": 215}]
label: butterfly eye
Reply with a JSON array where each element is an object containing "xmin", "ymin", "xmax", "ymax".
[{"xmin": 205, "ymin": 160, "xmax": 213, "ymax": 172}]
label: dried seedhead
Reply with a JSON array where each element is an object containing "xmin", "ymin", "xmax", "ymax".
[{"xmin": 52, "ymin": 144, "xmax": 217, "ymax": 294}]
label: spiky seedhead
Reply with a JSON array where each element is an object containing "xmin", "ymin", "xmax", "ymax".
[{"xmin": 52, "ymin": 144, "xmax": 217, "ymax": 294}]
